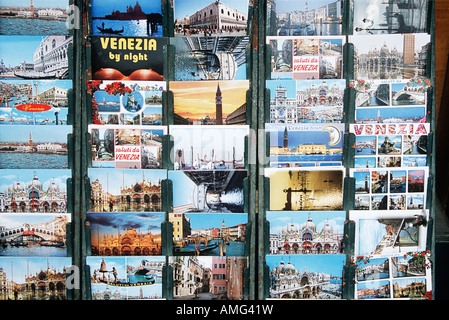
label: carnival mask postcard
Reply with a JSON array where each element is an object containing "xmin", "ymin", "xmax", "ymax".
[
  {"xmin": 265, "ymin": 167, "xmax": 344, "ymax": 211},
  {"xmin": 171, "ymin": 36, "xmax": 250, "ymax": 81},
  {"xmin": 89, "ymin": 125, "xmax": 166, "ymax": 169},
  {"xmin": 0, "ymin": 35, "xmax": 73, "ymax": 80},
  {"xmin": 352, "ymin": 0, "xmax": 428, "ymax": 35},
  {"xmin": 351, "ymin": 167, "xmax": 428, "ymax": 211},
  {"xmin": 266, "ymin": 79, "xmax": 345, "ymax": 123},
  {"xmin": 350, "ymin": 123, "xmax": 429, "ymax": 169},
  {"xmin": 266, "ymin": 254, "xmax": 345, "ymax": 299},
  {"xmin": 0, "ymin": 0, "xmax": 70, "ymax": 35},
  {"xmin": 266, "ymin": 123, "xmax": 344, "ymax": 167},
  {"xmin": 267, "ymin": 0, "xmax": 343, "ymax": 37},
  {"xmin": 173, "ymin": 0, "xmax": 249, "ymax": 37},
  {"xmin": 170, "ymin": 80, "xmax": 249, "ymax": 125},
  {"xmin": 88, "ymin": 168, "xmax": 167, "ymax": 213},
  {"xmin": 170, "ymin": 125, "xmax": 248, "ymax": 170},
  {"xmin": 86, "ymin": 211, "xmax": 164, "ymax": 256},
  {"xmin": 169, "ymin": 212, "xmax": 248, "ymax": 256},
  {"xmin": 266, "ymin": 36, "xmax": 345, "ymax": 80},
  {"xmin": 0, "ymin": 213, "xmax": 71, "ymax": 256},
  {"xmin": 0, "ymin": 125, "xmax": 72, "ymax": 169},
  {"xmin": 266, "ymin": 211, "xmax": 346, "ymax": 255},
  {"xmin": 0, "ymin": 169, "xmax": 70, "ymax": 213},
  {"xmin": 169, "ymin": 256, "xmax": 248, "ymax": 300},
  {"xmin": 91, "ymin": 0, "xmax": 163, "ymax": 37},
  {"xmin": 169, "ymin": 169, "xmax": 247, "ymax": 213},
  {"xmin": 0, "ymin": 80, "xmax": 72, "ymax": 125},
  {"xmin": 88, "ymin": 80, "xmax": 165, "ymax": 126},
  {"xmin": 0, "ymin": 257, "xmax": 72, "ymax": 300},
  {"xmin": 349, "ymin": 33, "xmax": 430, "ymax": 80},
  {"xmin": 90, "ymin": 35, "xmax": 167, "ymax": 81}
]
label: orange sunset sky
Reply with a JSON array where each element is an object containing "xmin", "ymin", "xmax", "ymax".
[{"xmin": 170, "ymin": 80, "xmax": 249, "ymax": 121}]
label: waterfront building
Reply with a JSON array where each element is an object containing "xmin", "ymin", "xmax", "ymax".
[
  {"xmin": 169, "ymin": 213, "xmax": 191, "ymax": 242},
  {"xmin": 211, "ymin": 257, "xmax": 227, "ymax": 296},
  {"xmin": 188, "ymin": 1, "xmax": 247, "ymax": 34},
  {"xmin": 33, "ymin": 36, "xmax": 73, "ymax": 78}
]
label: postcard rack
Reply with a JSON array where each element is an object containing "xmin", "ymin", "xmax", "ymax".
[{"xmin": 0, "ymin": 0, "xmax": 436, "ymax": 301}]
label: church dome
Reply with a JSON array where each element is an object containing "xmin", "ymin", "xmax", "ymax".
[
  {"xmin": 302, "ymin": 217, "xmax": 316, "ymax": 232},
  {"xmin": 27, "ymin": 175, "xmax": 42, "ymax": 189}
]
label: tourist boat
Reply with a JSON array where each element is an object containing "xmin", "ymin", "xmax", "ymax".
[
  {"xmin": 38, "ymin": 240, "xmax": 65, "ymax": 247},
  {"xmin": 174, "ymin": 241, "xmax": 219, "ymax": 255},
  {"xmin": 97, "ymin": 26, "xmax": 124, "ymax": 35}
]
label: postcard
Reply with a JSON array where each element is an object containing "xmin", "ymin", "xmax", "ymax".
[
  {"xmin": 351, "ymin": 167, "xmax": 428, "ymax": 211},
  {"xmin": 0, "ymin": 35, "xmax": 73, "ymax": 79},
  {"xmin": 266, "ymin": 123, "xmax": 344, "ymax": 167},
  {"xmin": 91, "ymin": 0, "xmax": 163, "ymax": 37},
  {"xmin": 266, "ymin": 211, "xmax": 345, "ymax": 255},
  {"xmin": 266, "ymin": 79, "xmax": 345, "ymax": 123},
  {"xmin": 0, "ymin": 213, "xmax": 70, "ymax": 256},
  {"xmin": 170, "ymin": 80, "xmax": 249, "ymax": 125},
  {"xmin": 90, "ymin": 35, "xmax": 167, "ymax": 81},
  {"xmin": 350, "ymin": 209, "xmax": 429, "ymax": 258},
  {"xmin": 266, "ymin": 36, "xmax": 345, "ymax": 80},
  {"xmin": 350, "ymin": 123, "xmax": 429, "ymax": 168},
  {"xmin": 169, "ymin": 169, "xmax": 247, "ymax": 213},
  {"xmin": 0, "ymin": 80, "xmax": 72, "ymax": 125},
  {"xmin": 350, "ymin": 33, "xmax": 430, "ymax": 80},
  {"xmin": 173, "ymin": 0, "xmax": 249, "ymax": 37},
  {"xmin": 0, "ymin": 125, "xmax": 72, "ymax": 169},
  {"xmin": 266, "ymin": 254, "xmax": 345, "ymax": 299},
  {"xmin": 169, "ymin": 212, "xmax": 247, "ymax": 256},
  {"xmin": 267, "ymin": 0, "xmax": 343, "ymax": 37},
  {"xmin": 352, "ymin": 78, "xmax": 429, "ymax": 124},
  {"xmin": 89, "ymin": 124, "xmax": 166, "ymax": 169},
  {"xmin": 88, "ymin": 168, "xmax": 167, "ymax": 212},
  {"xmin": 171, "ymin": 36, "xmax": 250, "ymax": 81},
  {"xmin": 0, "ymin": 169, "xmax": 71, "ymax": 213},
  {"xmin": 170, "ymin": 125, "xmax": 249, "ymax": 170},
  {"xmin": 87, "ymin": 211, "xmax": 164, "ymax": 256},
  {"xmin": 87, "ymin": 256, "xmax": 165, "ymax": 300},
  {"xmin": 353, "ymin": 0, "xmax": 428, "ymax": 35},
  {"xmin": 169, "ymin": 255, "xmax": 248, "ymax": 300},
  {"xmin": 0, "ymin": 0, "xmax": 70, "ymax": 35},
  {"xmin": 88, "ymin": 80, "xmax": 165, "ymax": 126},
  {"xmin": 0, "ymin": 257, "xmax": 72, "ymax": 300},
  {"xmin": 265, "ymin": 167, "xmax": 344, "ymax": 211},
  {"xmin": 354, "ymin": 253, "xmax": 432, "ymax": 299}
]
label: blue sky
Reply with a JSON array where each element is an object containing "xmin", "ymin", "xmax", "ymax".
[
  {"xmin": 274, "ymin": 0, "xmax": 340, "ymax": 13},
  {"xmin": 0, "ymin": 168, "xmax": 71, "ymax": 192},
  {"xmin": 266, "ymin": 254, "xmax": 346, "ymax": 276},
  {"xmin": 174, "ymin": 0, "xmax": 249, "ymax": 19},
  {"xmin": 267, "ymin": 211, "xmax": 345, "ymax": 236},
  {"xmin": 266, "ymin": 80, "xmax": 296, "ymax": 99},
  {"xmin": 0, "ymin": 36, "xmax": 45, "ymax": 67},
  {"xmin": 0, "ymin": 257, "xmax": 72, "ymax": 283},
  {"xmin": 185, "ymin": 212, "xmax": 247, "ymax": 229},
  {"xmin": 91, "ymin": 0, "xmax": 162, "ymax": 17},
  {"xmin": 0, "ymin": 125, "xmax": 72, "ymax": 143},
  {"xmin": 0, "ymin": 213, "xmax": 71, "ymax": 229},
  {"xmin": 0, "ymin": 0, "xmax": 68, "ymax": 9}
]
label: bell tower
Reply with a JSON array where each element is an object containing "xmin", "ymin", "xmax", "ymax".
[{"xmin": 215, "ymin": 83, "xmax": 223, "ymax": 125}]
